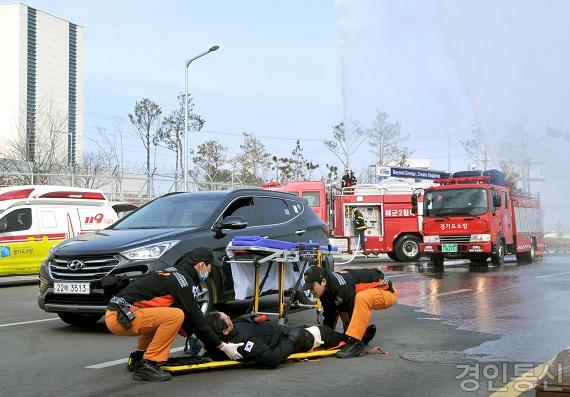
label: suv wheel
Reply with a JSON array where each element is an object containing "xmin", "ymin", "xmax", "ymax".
[{"xmin": 58, "ymin": 313, "xmax": 103, "ymax": 326}]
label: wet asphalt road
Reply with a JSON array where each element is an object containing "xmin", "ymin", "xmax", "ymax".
[{"xmin": 1, "ymin": 253, "xmax": 569, "ymax": 396}]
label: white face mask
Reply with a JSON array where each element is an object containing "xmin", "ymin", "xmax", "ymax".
[{"xmin": 199, "ymin": 271, "xmax": 209, "ymax": 282}]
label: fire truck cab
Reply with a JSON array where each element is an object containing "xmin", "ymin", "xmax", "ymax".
[
  {"xmin": 262, "ymin": 181, "xmax": 328, "ymax": 226},
  {"xmin": 417, "ymin": 170, "xmax": 544, "ymax": 267}
]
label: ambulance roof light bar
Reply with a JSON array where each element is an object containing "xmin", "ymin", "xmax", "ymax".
[
  {"xmin": 38, "ymin": 191, "xmax": 105, "ymax": 200},
  {"xmin": 0, "ymin": 188, "xmax": 34, "ymax": 201},
  {"xmin": 38, "ymin": 191, "xmax": 106, "ymax": 200}
]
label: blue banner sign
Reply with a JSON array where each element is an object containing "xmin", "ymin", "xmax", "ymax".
[{"xmin": 377, "ymin": 166, "xmax": 451, "ymax": 180}]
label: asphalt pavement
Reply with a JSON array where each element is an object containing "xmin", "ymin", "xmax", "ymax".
[{"xmin": 1, "ymin": 253, "xmax": 569, "ymax": 397}]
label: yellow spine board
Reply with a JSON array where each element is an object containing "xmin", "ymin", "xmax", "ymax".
[{"xmin": 161, "ymin": 349, "xmax": 339, "ymax": 373}]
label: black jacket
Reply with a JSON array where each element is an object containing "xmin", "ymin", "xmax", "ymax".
[
  {"xmin": 320, "ymin": 268, "xmax": 391, "ymax": 329},
  {"xmin": 114, "ymin": 266, "xmax": 220, "ymax": 349},
  {"xmin": 220, "ymin": 316, "xmax": 295, "ymax": 368}
]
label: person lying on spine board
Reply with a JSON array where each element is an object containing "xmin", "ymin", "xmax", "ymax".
[{"xmin": 205, "ymin": 311, "xmax": 376, "ymax": 368}]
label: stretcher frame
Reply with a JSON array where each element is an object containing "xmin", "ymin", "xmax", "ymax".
[
  {"xmin": 161, "ymin": 348, "xmax": 340, "ymax": 373},
  {"xmin": 226, "ymin": 238, "xmax": 331, "ymax": 321}
]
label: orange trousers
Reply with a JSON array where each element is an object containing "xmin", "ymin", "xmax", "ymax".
[
  {"xmin": 105, "ymin": 306, "xmax": 184, "ymax": 362},
  {"xmin": 345, "ymin": 287, "xmax": 398, "ymax": 341}
]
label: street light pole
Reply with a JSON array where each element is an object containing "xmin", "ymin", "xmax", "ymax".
[{"xmin": 183, "ymin": 45, "xmax": 220, "ymax": 191}]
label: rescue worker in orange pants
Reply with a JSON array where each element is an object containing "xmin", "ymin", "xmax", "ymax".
[
  {"xmin": 301, "ymin": 265, "xmax": 397, "ymax": 358},
  {"xmin": 105, "ymin": 247, "xmax": 244, "ymax": 381}
]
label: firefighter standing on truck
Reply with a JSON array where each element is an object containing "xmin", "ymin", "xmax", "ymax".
[
  {"xmin": 302, "ymin": 265, "xmax": 397, "ymax": 358},
  {"xmin": 105, "ymin": 247, "xmax": 243, "ymax": 381},
  {"xmin": 353, "ymin": 209, "xmax": 367, "ymax": 252}
]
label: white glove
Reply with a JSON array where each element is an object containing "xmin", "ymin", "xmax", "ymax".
[{"xmin": 219, "ymin": 342, "xmax": 244, "ymax": 360}]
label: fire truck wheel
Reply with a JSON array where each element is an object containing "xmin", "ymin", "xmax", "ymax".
[
  {"xmin": 394, "ymin": 235, "xmax": 422, "ymax": 262},
  {"xmin": 430, "ymin": 254, "xmax": 444, "ymax": 267},
  {"xmin": 387, "ymin": 252, "xmax": 398, "ymax": 261},
  {"xmin": 529, "ymin": 243, "xmax": 536, "ymax": 262},
  {"xmin": 491, "ymin": 240, "xmax": 505, "ymax": 266},
  {"xmin": 470, "ymin": 256, "xmax": 488, "ymax": 266}
]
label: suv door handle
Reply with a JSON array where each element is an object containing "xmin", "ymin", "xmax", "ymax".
[{"xmin": 295, "ymin": 229, "xmax": 306, "ymax": 235}]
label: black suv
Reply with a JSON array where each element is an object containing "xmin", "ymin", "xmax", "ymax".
[{"xmin": 38, "ymin": 189, "xmax": 330, "ymax": 326}]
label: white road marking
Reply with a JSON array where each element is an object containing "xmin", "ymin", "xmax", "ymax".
[
  {"xmin": 86, "ymin": 346, "xmax": 185, "ymax": 369},
  {"xmin": 437, "ymin": 289, "xmax": 472, "ymax": 296},
  {"xmin": 0, "ymin": 318, "xmax": 59, "ymax": 328},
  {"xmin": 417, "ymin": 317, "xmax": 442, "ymax": 321},
  {"xmin": 535, "ymin": 271, "xmax": 570, "ymax": 279}
]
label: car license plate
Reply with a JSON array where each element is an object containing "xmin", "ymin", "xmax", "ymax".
[
  {"xmin": 442, "ymin": 244, "xmax": 458, "ymax": 253},
  {"xmin": 54, "ymin": 282, "xmax": 90, "ymax": 294}
]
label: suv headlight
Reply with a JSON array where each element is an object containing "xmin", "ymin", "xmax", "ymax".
[
  {"xmin": 470, "ymin": 234, "xmax": 491, "ymax": 242},
  {"xmin": 423, "ymin": 235, "xmax": 440, "ymax": 243},
  {"xmin": 121, "ymin": 240, "xmax": 180, "ymax": 260}
]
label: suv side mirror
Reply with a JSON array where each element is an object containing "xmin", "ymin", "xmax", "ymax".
[
  {"xmin": 214, "ymin": 216, "xmax": 248, "ymax": 231},
  {"xmin": 411, "ymin": 194, "xmax": 418, "ymax": 215}
]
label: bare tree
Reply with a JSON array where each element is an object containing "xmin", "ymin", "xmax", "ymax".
[
  {"xmin": 460, "ymin": 125, "xmax": 489, "ymax": 170},
  {"xmin": 1, "ymin": 102, "xmax": 69, "ymax": 184},
  {"xmin": 365, "ymin": 111, "xmax": 413, "ymax": 167},
  {"xmin": 324, "ymin": 121, "xmax": 367, "ymax": 171},
  {"xmin": 74, "ymin": 151, "xmax": 112, "ymax": 189},
  {"xmin": 498, "ymin": 118, "xmax": 544, "ymax": 193},
  {"xmin": 156, "ymin": 93, "xmax": 205, "ymax": 189},
  {"xmin": 128, "ymin": 98, "xmax": 162, "ymax": 198}
]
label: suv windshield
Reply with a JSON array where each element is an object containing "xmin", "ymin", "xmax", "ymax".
[
  {"xmin": 424, "ymin": 188, "xmax": 489, "ymax": 217},
  {"xmin": 113, "ymin": 194, "xmax": 224, "ymax": 229}
]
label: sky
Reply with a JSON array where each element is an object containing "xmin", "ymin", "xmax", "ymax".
[{"xmin": 4, "ymin": 0, "xmax": 570, "ymax": 228}]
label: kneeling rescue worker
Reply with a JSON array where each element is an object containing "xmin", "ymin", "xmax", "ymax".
[
  {"xmin": 302, "ymin": 265, "xmax": 397, "ymax": 358},
  {"xmin": 105, "ymin": 247, "xmax": 244, "ymax": 381}
]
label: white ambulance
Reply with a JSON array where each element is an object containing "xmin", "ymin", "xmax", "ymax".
[{"xmin": 0, "ymin": 185, "xmax": 118, "ymax": 276}]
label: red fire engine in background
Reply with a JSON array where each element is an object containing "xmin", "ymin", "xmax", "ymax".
[
  {"xmin": 264, "ymin": 179, "xmax": 431, "ymax": 262},
  {"xmin": 415, "ymin": 169, "xmax": 544, "ymax": 266}
]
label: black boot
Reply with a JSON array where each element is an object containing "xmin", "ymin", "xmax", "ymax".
[
  {"xmin": 126, "ymin": 350, "xmax": 144, "ymax": 372},
  {"xmin": 336, "ymin": 337, "xmax": 365, "ymax": 359},
  {"xmin": 133, "ymin": 359, "xmax": 171, "ymax": 382},
  {"xmin": 362, "ymin": 325, "xmax": 376, "ymax": 346}
]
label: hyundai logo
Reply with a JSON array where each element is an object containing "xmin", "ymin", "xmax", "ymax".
[{"xmin": 67, "ymin": 260, "xmax": 85, "ymax": 271}]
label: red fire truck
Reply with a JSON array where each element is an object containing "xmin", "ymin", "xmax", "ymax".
[
  {"xmin": 416, "ymin": 170, "xmax": 544, "ymax": 266},
  {"xmin": 265, "ymin": 179, "xmax": 430, "ymax": 262},
  {"xmin": 263, "ymin": 181, "xmax": 329, "ymax": 226}
]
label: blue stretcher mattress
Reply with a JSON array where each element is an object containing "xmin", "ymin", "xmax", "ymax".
[{"xmin": 231, "ymin": 235, "xmax": 336, "ymax": 252}]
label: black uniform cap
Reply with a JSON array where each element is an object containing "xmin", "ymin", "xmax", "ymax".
[
  {"xmin": 178, "ymin": 247, "xmax": 214, "ymax": 273},
  {"xmin": 187, "ymin": 247, "xmax": 214, "ymax": 265},
  {"xmin": 301, "ymin": 265, "xmax": 326, "ymax": 290}
]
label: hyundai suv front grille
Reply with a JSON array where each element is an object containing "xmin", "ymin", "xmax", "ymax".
[{"xmin": 49, "ymin": 256, "xmax": 120, "ymax": 281}]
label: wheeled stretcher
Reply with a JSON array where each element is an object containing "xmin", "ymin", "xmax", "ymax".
[{"xmin": 226, "ymin": 236, "xmax": 336, "ymax": 323}]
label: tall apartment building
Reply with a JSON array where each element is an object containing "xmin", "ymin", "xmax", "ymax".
[{"xmin": 0, "ymin": 3, "xmax": 84, "ymax": 168}]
